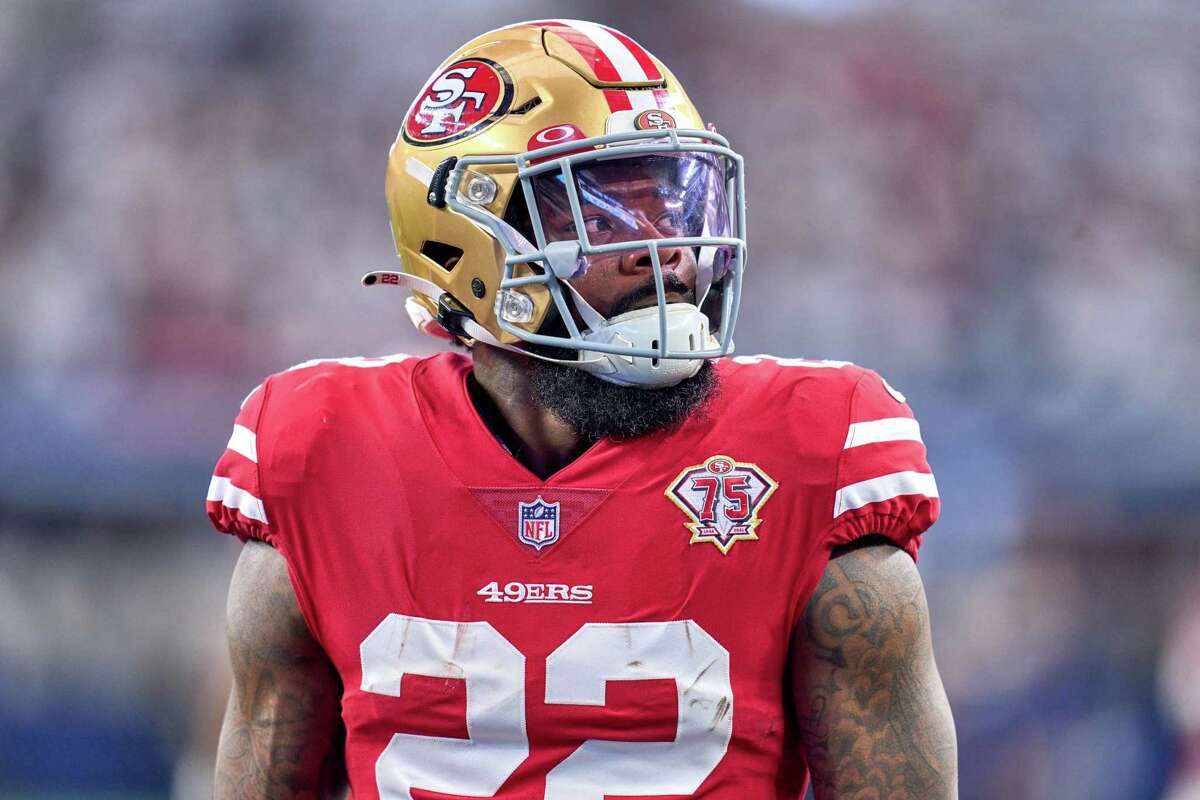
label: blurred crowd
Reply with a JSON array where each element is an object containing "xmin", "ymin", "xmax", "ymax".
[{"xmin": 0, "ymin": 1, "xmax": 1197, "ymax": 798}]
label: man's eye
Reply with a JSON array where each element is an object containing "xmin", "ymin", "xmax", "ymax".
[
  {"xmin": 583, "ymin": 217, "xmax": 612, "ymax": 235},
  {"xmin": 655, "ymin": 211, "xmax": 685, "ymax": 232}
]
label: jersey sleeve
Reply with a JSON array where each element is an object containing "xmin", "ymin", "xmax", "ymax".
[
  {"xmin": 826, "ymin": 369, "xmax": 940, "ymax": 559},
  {"xmin": 205, "ymin": 380, "xmax": 274, "ymax": 545}
]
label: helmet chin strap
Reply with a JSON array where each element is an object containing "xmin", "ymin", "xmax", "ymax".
[
  {"xmin": 556, "ymin": 275, "xmax": 713, "ymax": 388},
  {"xmin": 577, "ymin": 304, "xmax": 713, "ymax": 387}
]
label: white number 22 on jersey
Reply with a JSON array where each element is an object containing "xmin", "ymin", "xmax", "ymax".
[{"xmin": 360, "ymin": 615, "xmax": 733, "ymax": 799}]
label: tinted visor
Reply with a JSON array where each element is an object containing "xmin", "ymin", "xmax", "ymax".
[{"xmin": 525, "ymin": 153, "xmax": 735, "ymax": 280}]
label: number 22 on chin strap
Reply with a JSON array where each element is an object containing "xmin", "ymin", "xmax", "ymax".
[{"xmin": 360, "ymin": 615, "xmax": 733, "ymax": 799}]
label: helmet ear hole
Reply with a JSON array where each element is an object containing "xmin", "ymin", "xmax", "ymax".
[{"xmin": 420, "ymin": 240, "xmax": 464, "ymax": 271}]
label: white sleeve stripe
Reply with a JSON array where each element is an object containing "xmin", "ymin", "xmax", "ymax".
[
  {"xmin": 226, "ymin": 424, "xmax": 258, "ymax": 463},
  {"xmin": 207, "ymin": 476, "xmax": 269, "ymax": 525},
  {"xmin": 843, "ymin": 417, "xmax": 923, "ymax": 449},
  {"xmin": 833, "ymin": 471, "xmax": 938, "ymax": 518},
  {"xmin": 730, "ymin": 355, "xmax": 852, "ymax": 368}
]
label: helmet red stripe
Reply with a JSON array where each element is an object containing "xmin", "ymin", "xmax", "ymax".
[
  {"xmin": 604, "ymin": 89, "xmax": 633, "ymax": 112},
  {"xmin": 530, "ymin": 20, "xmax": 622, "ymax": 84},
  {"xmin": 602, "ymin": 26, "xmax": 663, "ymax": 81}
]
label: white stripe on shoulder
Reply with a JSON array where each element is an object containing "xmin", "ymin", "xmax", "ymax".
[
  {"xmin": 834, "ymin": 470, "xmax": 938, "ymax": 518},
  {"xmin": 226, "ymin": 424, "xmax": 258, "ymax": 463},
  {"xmin": 285, "ymin": 353, "xmax": 413, "ymax": 372},
  {"xmin": 730, "ymin": 354, "xmax": 853, "ymax": 369},
  {"xmin": 207, "ymin": 475, "xmax": 269, "ymax": 524},
  {"xmin": 564, "ymin": 19, "xmax": 647, "ymax": 81},
  {"xmin": 844, "ymin": 417, "xmax": 922, "ymax": 449}
]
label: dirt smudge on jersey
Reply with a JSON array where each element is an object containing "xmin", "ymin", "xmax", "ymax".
[
  {"xmin": 452, "ymin": 622, "xmax": 468, "ymax": 658},
  {"xmin": 710, "ymin": 697, "xmax": 731, "ymax": 730}
]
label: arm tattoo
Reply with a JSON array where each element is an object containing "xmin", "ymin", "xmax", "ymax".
[
  {"xmin": 216, "ymin": 540, "xmax": 347, "ymax": 799},
  {"xmin": 792, "ymin": 539, "xmax": 958, "ymax": 799}
]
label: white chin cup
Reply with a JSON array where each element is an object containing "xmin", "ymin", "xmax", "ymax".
[{"xmin": 577, "ymin": 303, "xmax": 716, "ymax": 388}]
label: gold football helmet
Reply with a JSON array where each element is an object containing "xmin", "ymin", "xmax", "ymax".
[{"xmin": 365, "ymin": 19, "xmax": 747, "ymax": 387}]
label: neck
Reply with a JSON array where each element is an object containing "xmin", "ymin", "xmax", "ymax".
[{"xmin": 468, "ymin": 345, "xmax": 590, "ymax": 479}]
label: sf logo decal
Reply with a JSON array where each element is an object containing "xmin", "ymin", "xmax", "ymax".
[
  {"xmin": 666, "ymin": 455, "xmax": 778, "ymax": 554},
  {"xmin": 634, "ymin": 109, "xmax": 677, "ymax": 131},
  {"xmin": 404, "ymin": 58, "xmax": 514, "ymax": 146},
  {"xmin": 420, "ymin": 66, "xmax": 487, "ymax": 134}
]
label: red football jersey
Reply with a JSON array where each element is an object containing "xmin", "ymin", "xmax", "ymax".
[{"xmin": 207, "ymin": 352, "xmax": 939, "ymax": 799}]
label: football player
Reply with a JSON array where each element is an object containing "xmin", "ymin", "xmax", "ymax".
[{"xmin": 207, "ymin": 19, "xmax": 957, "ymax": 799}]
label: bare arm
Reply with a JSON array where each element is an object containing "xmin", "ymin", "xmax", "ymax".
[
  {"xmin": 791, "ymin": 537, "xmax": 958, "ymax": 799},
  {"xmin": 216, "ymin": 539, "xmax": 347, "ymax": 799}
]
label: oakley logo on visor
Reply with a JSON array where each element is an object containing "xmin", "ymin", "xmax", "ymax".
[
  {"xmin": 526, "ymin": 124, "xmax": 591, "ymax": 166},
  {"xmin": 528, "ymin": 124, "xmax": 587, "ymax": 149}
]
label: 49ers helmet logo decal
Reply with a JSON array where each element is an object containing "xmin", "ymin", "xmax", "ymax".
[
  {"xmin": 666, "ymin": 455, "xmax": 778, "ymax": 555},
  {"xmin": 404, "ymin": 58, "xmax": 514, "ymax": 146},
  {"xmin": 633, "ymin": 109, "xmax": 677, "ymax": 131}
]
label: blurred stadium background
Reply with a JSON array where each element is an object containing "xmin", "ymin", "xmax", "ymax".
[{"xmin": 1, "ymin": 0, "xmax": 1198, "ymax": 798}]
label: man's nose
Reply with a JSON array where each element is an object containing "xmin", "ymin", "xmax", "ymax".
[{"xmin": 618, "ymin": 244, "xmax": 686, "ymax": 276}]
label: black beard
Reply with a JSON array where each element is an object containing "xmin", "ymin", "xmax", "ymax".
[
  {"xmin": 529, "ymin": 359, "xmax": 720, "ymax": 442},
  {"xmin": 522, "ymin": 271, "xmax": 720, "ymax": 441}
]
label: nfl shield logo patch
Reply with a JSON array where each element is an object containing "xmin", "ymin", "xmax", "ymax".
[{"xmin": 518, "ymin": 496, "xmax": 561, "ymax": 551}]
